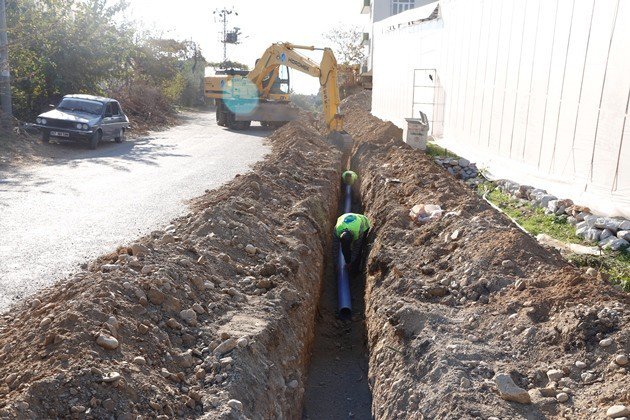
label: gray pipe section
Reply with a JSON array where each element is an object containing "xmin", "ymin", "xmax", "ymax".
[{"xmin": 337, "ymin": 183, "xmax": 353, "ymax": 319}]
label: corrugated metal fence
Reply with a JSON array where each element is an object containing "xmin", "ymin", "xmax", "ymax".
[{"xmin": 371, "ymin": 0, "xmax": 630, "ymax": 217}]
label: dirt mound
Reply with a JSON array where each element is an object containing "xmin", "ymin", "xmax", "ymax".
[
  {"xmin": 0, "ymin": 121, "xmax": 342, "ymax": 419},
  {"xmin": 347, "ymin": 104, "xmax": 630, "ymax": 419},
  {"xmin": 340, "ymin": 90, "xmax": 372, "ymax": 112}
]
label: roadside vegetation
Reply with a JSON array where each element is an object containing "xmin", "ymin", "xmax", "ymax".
[
  {"xmin": 478, "ymin": 182, "xmax": 630, "ymax": 291},
  {"xmin": 6, "ymin": 0, "xmax": 207, "ymax": 127}
]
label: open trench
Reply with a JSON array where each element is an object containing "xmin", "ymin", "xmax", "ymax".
[
  {"xmin": 0, "ymin": 96, "xmax": 628, "ymax": 419},
  {"xmin": 302, "ymin": 179, "xmax": 373, "ymax": 419}
]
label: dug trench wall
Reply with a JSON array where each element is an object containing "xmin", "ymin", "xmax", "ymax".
[
  {"xmin": 342, "ymin": 100, "xmax": 630, "ymax": 419},
  {"xmin": 0, "ymin": 122, "xmax": 341, "ymax": 419}
]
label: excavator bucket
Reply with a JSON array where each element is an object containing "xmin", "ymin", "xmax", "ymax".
[{"xmin": 327, "ymin": 131, "xmax": 353, "ymax": 151}]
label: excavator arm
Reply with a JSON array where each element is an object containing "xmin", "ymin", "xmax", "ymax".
[{"xmin": 248, "ymin": 43, "xmax": 343, "ymax": 132}]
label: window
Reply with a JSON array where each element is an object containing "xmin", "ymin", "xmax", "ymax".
[
  {"xmin": 392, "ymin": 0, "xmax": 414, "ymax": 15},
  {"xmin": 111, "ymin": 102, "xmax": 121, "ymax": 116}
]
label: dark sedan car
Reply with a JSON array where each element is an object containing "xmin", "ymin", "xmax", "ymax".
[{"xmin": 34, "ymin": 94, "xmax": 130, "ymax": 149}]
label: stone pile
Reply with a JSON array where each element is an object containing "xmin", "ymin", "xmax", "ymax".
[
  {"xmin": 496, "ymin": 180, "xmax": 630, "ymax": 251},
  {"xmin": 433, "ymin": 156, "xmax": 484, "ymax": 187}
]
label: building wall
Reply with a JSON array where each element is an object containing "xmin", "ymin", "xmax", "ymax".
[{"xmin": 371, "ymin": 0, "xmax": 630, "ymax": 218}]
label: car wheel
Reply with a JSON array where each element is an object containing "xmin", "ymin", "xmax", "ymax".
[
  {"xmin": 115, "ymin": 128, "xmax": 125, "ymax": 143},
  {"xmin": 90, "ymin": 130, "xmax": 102, "ymax": 150},
  {"xmin": 42, "ymin": 131, "xmax": 50, "ymax": 143}
]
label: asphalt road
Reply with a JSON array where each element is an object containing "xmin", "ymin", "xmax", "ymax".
[{"xmin": 0, "ymin": 111, "xmax": 270, "ymax": 311}]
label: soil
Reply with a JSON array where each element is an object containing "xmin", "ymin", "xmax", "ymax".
[
  {"xmin": 0, "ymin": 91, "xmax": 628, "ymax": 419},
  {"xmin": 0, "ymin": 120, "xmax": 342, "ymax": 419},
  {"xmin": 343, "ymin": 99, "xmax": 630, "ymax": 419}
]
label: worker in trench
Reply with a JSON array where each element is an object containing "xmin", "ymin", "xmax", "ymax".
[
  {"xmin": 334, "ymin": 213, "xmax": 371, "ymax": 276},
  {"xmin": 342, "ymin": 170, "xmax": 358, "ymax": 186}
]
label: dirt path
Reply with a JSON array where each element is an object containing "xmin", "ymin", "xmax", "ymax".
[{"xmin": 0, "ymin": 111, "xmax": 270, "ymax": 311}]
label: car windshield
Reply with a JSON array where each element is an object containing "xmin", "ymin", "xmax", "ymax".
[{"xmin": 57, "ymin": 98, "xmax": 104, "ymax": 115}]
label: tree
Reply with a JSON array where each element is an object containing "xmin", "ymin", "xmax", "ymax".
[
  {"xmin": 6, "ymin": 0, "xmax": 207, "ymax": 120},
  {"xmin": 323, "ymin": 25, "xmax": 366, "ymax": 65}
]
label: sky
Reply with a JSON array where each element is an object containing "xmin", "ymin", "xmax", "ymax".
[{"xmin": 126, "ymin": 0, "xmax": 369, "ymax": 94}]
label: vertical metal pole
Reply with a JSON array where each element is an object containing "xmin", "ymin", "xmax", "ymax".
[
  {"xmin": 0, "ymin": 0, "xmax": 12, "ymax": 125},
  {"xmin": 222, "ymin": 11, "xmax": 227, "ymax": 62}
]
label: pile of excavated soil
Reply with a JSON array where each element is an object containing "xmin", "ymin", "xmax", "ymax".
[
  {"xmin": 0, "ymin": 121, "xmax": 342, "ymax": 419},
  {"xmin": 340, "ymin": 90, "xmax": 372, "ymax": 113},
  {"xmin": 344, "ymin": 101, "xmax": 630, "ymax": 419}
]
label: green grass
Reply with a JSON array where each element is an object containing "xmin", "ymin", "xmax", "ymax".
[
  {"xmin": 425, "ymin": 142, "xmax": 460, "ymax": 159},
  {"xmin": 478, "ymin": 182, "xmax": 630, "ymax": 291}
]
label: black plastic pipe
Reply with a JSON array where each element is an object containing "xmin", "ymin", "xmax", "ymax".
[{"xmin": 337, "ymin": 184, "xmax": 353, "ymax": 318}]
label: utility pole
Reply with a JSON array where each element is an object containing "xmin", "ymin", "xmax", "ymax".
[
  {"xmin": 213, "ymin": 7, "xmax": 240, "ymax": 64},
  {"xmin": 0, "ymin": 0, "xmax": 12, "ymax": 125}
]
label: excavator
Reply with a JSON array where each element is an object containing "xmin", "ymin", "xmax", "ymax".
[{"xmin": 204, "ymin": 42, "xmax": 346, "ymax": 138}]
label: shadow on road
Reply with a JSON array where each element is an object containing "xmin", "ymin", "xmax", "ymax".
[{"xmin": 223, "ymin": 125, "xmax": 274, "ymax": 138}]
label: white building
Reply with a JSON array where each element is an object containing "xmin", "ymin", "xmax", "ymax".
[{"xmin": 363, "ymin": 0, "xmax": 630, "ymax": 218}]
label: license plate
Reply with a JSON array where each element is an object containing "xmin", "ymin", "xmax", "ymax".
[{"xmin": 50, "ymin": 131, "xmax": 69, "ymax": 137}]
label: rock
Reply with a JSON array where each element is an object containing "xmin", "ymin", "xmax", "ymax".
[
  {"xmin": 214, "ymin": 338, "xmax": 237, "ymax": 355},
  {"xmin": 601, "ymin": 229, "xmax": 614, "ymax": 240},
  {"xmin": 133, "ymin": 356, "xmax": 146, "ymax": 365},
  {"xmin": 600, "ymin": 237, "xmax": 629, "ymax": 251},
  {"xmin": 102, "ymin": 399, "xmax": 116, "ymax": 411},
  {"xmin": 245, "ymin": 244, "xmax": 257, "ymax": 255},
  {"xmin": 614, "ymin": 354, "xmax": 628, "ymax": 366},
  {"xmin": 101, "ymin": 264, "xmax": 118, "ymax": 273},
  {"xmin": 600, "ymin": 338, "xmax": 613, "ymax": 347},
  {"xmin": 256, "ymin": 278, "xmax": 273, "ymax": 289},
  {"xmin": 539, "ymin": 387, "xmax": 556, "ymax": 397},
  {"xmin": 71, "ymin": 405, "xmax": 86, "ymax": 413},
  {"xmin": 547, "ymin": 369, "xmax": 564, "ymax": 382},
  {"xmin": 501, "ymin": 260, "xmax": 516, "ymax": 269},
  {"xmin": 96, "ymin": 333, "xmax": 119, "ymax": 350},
  {"xmin": 515, "ymin": 279, "xmax": 526, "ymax": 291},
  {"xmin": 101, "ymin": 372, "xmax": 121, "ymax": 383},
  {"xmin": 237, "ymin": 337, "xmax": 249, "ymax": 348},
  {"xmin": 494, "ymin": 373, "xmax": 531, "ymax": 404},
  {"xmin": 618, "ymin": 230, "xmax": 630, "ymax": 241},
  {"xmin": 192, "ymin": 303, "xmax": 205, "ymax": 314},
  {"xmin": 227, "ymin": 399, "xmax": 243, "ymax": 411},
  {"xmin": 161, "ymin": 234, "xmax": 175, "ymax": 244},
  {"xmin": 595, "ymin": 217, "xmax": 621, "ymax": 232},
  {"xmin": 166, "ymin": 318, "xmax": 183, "ymax": 330},
  {"xmin": 556, "ymin": 392, "xmax": 569, "ymax": 403},
  {"xmin": 575, "ymin": 361, "xmax": 587, "ymax": 369},
  {"xmin": 287, "ymin": 379, "xmax": 299, "ymax": 389},
  {"xmin": 260, "ymin": 262, "xmax": 277, "ymax": 276},
  {"xmin": 4, "ymin": 373, "xmax": 17, "ymax": 384},
  {"xmin": 460, "ymin": 377, "xmax": 472, "ymax": 388},
  {"xmin": 586, "ymin": 268, "xmax": 597, "ymax": 277},
  {"xmin": 607, "ymin": 405, "xmax": 629, "ymax": 418},
  {"xmin": 584, "ymin": 228, "xmax": 602, "ymax": 242},
  {"xmin": 180, "ymin": 309, "xmax": 197, "ymax": 326},
  {"xmin": 130, "ymin": 243, "xmax": 149, "ymax": 257},
  {"xmin": 174, "ymin": 351, "xmax": 194, "ymax": 368},
  {"xmin": 458, "ymin": 158, "xmax": 470, "ymax": 167},
  {"xmin": 539, "ymin": 194, "xmax": 557, "ymax": 208},
  {"xmin": 39, "ymin": 317, "xmax": 52, "ymax": 328},
  {"xmin": 147, "ymin": 287, "xmax": 166, "ymax": 305}
]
